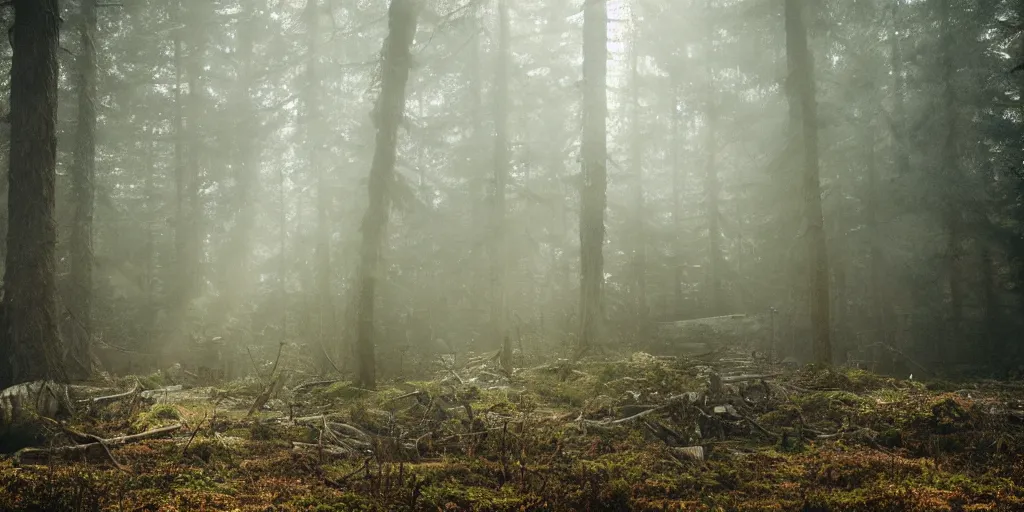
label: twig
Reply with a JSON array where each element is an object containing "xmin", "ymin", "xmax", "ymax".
[
  {"xmin": 268, "ymin": 341, "xmax": 285, "ymax": 381},
  {"xmin": 741, "ymin": 414, "xmax": 780, "ymax": 440},
  {"xmin": 181, "ymin": 412, "xmax": 209, "ymax": 457},
  {"xmin": 245, "ymin": 346, "xmax": 266, "ymax": 387}
]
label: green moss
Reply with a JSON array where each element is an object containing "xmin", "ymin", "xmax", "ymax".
[{"xmin": 133, "ymin": 403, "xmax": 181, "ymax": 430}]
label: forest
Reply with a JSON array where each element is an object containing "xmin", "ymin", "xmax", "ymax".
[{"xmin": 1, "ymin": 0, "xmax": 1024, "ymax": 510}]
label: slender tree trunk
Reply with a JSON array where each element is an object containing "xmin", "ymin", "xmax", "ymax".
[
  {"xmin": 890, "ymin": 0, "xmax": 910, "ymax": 179},
  {"xmin": 172, "ymin": 0, "xmax": 205, "ymax": 338},
  {"xmin": 784, "ymin": 0, "xmax": 832, "ymax": 365},
  {"xmin": 142, "ymin": 128, "xmax": 157, "ymax": 346},
  {"xmin": 304, "ymin": 0, "xmax": 334, "ymax": 370},
  {"xmin": 0, "ymin": 0, "xmax": 64, "ymax": 388},
  {"xmin": 67, "ymin": 0, "xmax": 98, "ymax": 379},
  {"xmin": 703, "ymin": 3, "xmax": 724, "ymax": 316},
  {"xmin": 628, "ymin": 19, "xmax": 647, "ymax": 326},
  {"xmin": 865, "ymin": 129, "xmax": 890, "ymax": 347},
  {"xmin": 670, "ymin": 77, "xmax": 683, "ymax": 318},
  {"xmin": 578, "ymin": 0, "xmax": 608, "ymax": 355},
  {"xmin": 493, "ymin": 0, "xmax": 511, "ymax": 369},
  {"xmin": 979, "ymin": 154, "xmax": 998, "ymax": 363},
  {"xmin": 224, "ymin": 0, "xmax": 260, "ymax": 308},
  {"xmin": 938, "ymin": 0, "xmax": 963, "ymax": 351},
  {"xmin": 356, "ymin": 0, "xmax": 418, "ymax": 389},
  {"xmin": 172, "ymin": 0, "xmax": 187, "ymax": 327}
]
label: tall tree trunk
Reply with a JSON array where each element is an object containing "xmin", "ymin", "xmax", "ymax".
[
  {"xmin": 171, "ymin": 0, "xmax": 186, "ymax": 331},
  {"xmin": 67, "ymin": 0, "xmax": 98, "ymax": 379},
  {"xmin": 865, "ymin": 129, "xmax": 890, "ymax": 348},
  {"xmin": 704, "ymin": 2, "xmax": 724, "ymax": 316},
  {"xmin": 223, "ymin": 0, "xmax": 260, "ymax": 311},
  {"xmin": 670, "ymin": 76, "xmax": 684, "ymax": 318},
  {"xmin": 493, "ymin": 0, "xmax": 511, "ymax": 370},
  {"xmin": 578, "ymin": 0, "xmax": 608, "ymax": 355},
  {"xmin": 356, "ymin": 0, "xmax": 418, "ymax": 389},
  {"xmin": 979, "ymin": 153, "xmax": 998, "ymax": 364},
  {"xmin": 890, "ymin": 0, "xmax": 910, "ymax": 179},
  {"xmin": 0, "ymin": 0, "xmax": 64, "ymax": 388},
  {"xmin": 784, "ymin": 0, "xmax": 832, "ymax": 365},
  {"xmin": 304, "ymin": 0, "xmax": 334, "ymax": 370},
  {"xmin": 938, "ymin": 0, "xmax": 963, "ymax": 350},
  {"xmin": 628, "ymin": 19, "xmax": 647, "ymax": 326},
  {"xmin": 172, "ymin": 0, "xmax": 205, "ymax": 339}
]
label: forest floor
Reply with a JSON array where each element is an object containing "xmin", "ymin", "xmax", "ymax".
[{"xmin": 2, "ymin": 350, "xmax": 1024, "ymax": 511}]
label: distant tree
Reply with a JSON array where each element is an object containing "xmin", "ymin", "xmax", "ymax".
[
  {"xmin": 492, "ymin": 0, "xmax": 511, "ymax": 371},
  {"xmin": 356, "ymin": 0, "xmax": 418, "ymax": 388},
  {"xmin": 627, "ymin": 11, "xmax": 648, "ymax": 325},
  {"xmin": 703, "ymin": 0, "xmax": 724, "ymax": 316},
  {"xmin": 578, "ymin": 0, "xmax": 608, "ymax": 356},
  {"xmin": 303, "ymin": 0, "xmax": 335, "ymax": 371},
  {"xmin": 67, "ymin": 0, "xmax": 99, "ymax": 379},
  {"xmin": 784, "ymin": 0, "xmax": 831, "ymax": 365},
  {"xmin": 0, "ymin": 0, "xmax": 65, "ymax": 388}
]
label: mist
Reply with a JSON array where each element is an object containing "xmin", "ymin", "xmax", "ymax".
[{"xmin": 0, "ymin": 0, "xmax": 1017, "ymax": 401}]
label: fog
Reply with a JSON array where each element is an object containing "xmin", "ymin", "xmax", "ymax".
[{"xmin": 1, "ymin": 0, "xmax": 1022, "ymax": 388}]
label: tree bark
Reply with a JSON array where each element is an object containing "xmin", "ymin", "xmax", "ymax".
[
  {"xmin": 492, "ymin": 0, "xmax": 510, "ymax": 369},
  {"xmin": 784, "ymin": 0, "xmax": 832, "ymax": 365},
  {"xmin": 356, "ymin": 0, "xmax": 418, "ymax": 389},
  {"xmin": 67, "ymin": 0, "xmax": 99, "ymax": 380},
  {"xmin": 0, "ymin": 0, "xmax": 65, "ymax": 388},
  {"xmin": 578, "ymin": 0, "xmax": 608, "ymax": 355}
]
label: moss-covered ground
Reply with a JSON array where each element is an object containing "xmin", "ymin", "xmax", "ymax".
[{"xmin": 2, "ymin": 355, "xmax": 1024, "ymax": 511}]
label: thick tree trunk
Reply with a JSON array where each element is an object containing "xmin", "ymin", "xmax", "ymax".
[
  {"xmin": 492, "ymin": 0, "xmax": 510, "ymax": 369},
  {"xmin": 0, "ymin": 0, "xmax": 65, "ymax": 388},
  {"xmin": 578, "ymin": 0, "xmax": 608, "ymax": 355},
  {"xmin": 628, "ymin": 22, "xmax": 648, "ymax": 326},
  {"xmin": 784, "ymin": 0, "xmax": 832, "ymax": 365},
  {"xmin": 67, "ymin": 0, "xmax": 99, "ymax": 380},
  {"xmin": 356, "ymin": 0, "xmax": 418, "ymax": 389}
]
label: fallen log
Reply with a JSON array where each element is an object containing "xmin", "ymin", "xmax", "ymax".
[{"xmin": 13, "ymin": 424, "xmax": 183, "ymax": 466}]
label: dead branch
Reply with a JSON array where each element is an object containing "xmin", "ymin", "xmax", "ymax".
[
  {"xmin": 14, "ymin": 424, "xmax": 183, "ymax": 466},
  {"xmin": 181, "ymin": 412, "xmax": 209, "ymax": 457},
  {"xmin": 293, "ymin": 379, "xmax": 341, "ymax": 393},
  {"xmin": 76, "ymin": 382, "xmax": 140, "ymax": 405},
  {"xmin": 582, "ymin": 404, "xmax": 667, "ymax": 427}
]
